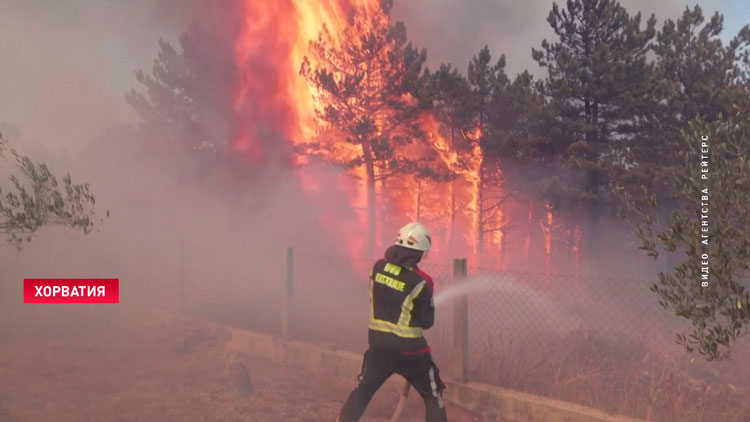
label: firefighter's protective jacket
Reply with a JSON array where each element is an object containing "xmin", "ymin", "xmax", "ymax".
[{"xmin": 368, "ymin": 245, "xmax": 435, "ymax": 354}]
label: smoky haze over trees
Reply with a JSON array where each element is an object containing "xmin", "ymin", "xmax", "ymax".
[
  {"xmin": 0, "ymin": 1, "xmax": 749, "ymax": 422},
  {"xmin": 530, "ymin": 0, "xmax": 657, "ymax": 258},
  {"xmin": 126, "ymin": 0, "xmax": 750, "ymax": 359},
  {"xmin": 299, "ymin": 2, "xmax": 430, "ymax": 258},
  {"xmin": 22, "ymin": 0, "xmax": 701, "ymax": 345},
  {"xmin": 128, "ymin": 0, "xmax": 748, "ymax": 357},
  {"xmin": 125, "ymin": 0, "xmax": 750, "ymax": 359}
]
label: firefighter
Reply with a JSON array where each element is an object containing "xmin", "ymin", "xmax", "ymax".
[{"xmin": 338, "ymin": 222, "xmax": 447, "ymax": 422}]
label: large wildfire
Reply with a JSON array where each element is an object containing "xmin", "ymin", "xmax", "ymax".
[{"xmin": 229, "ymin": 0, "xmax": 577, "ymax": 271}]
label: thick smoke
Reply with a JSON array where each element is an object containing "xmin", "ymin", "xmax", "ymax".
[
  {"xmin": 2, "ymin": 0, "xmax": 741, "ymax": 319},
  {"xmin": 391, "ymin": 0, "xmax": 742, "ymax": 76},
  {"xmin": 0, "ymin": 2, "xmax": 164, "ymax": 151},
  {"xmin": 0, "ymin": 0, "xmax": 364, "ymax": 320},
  {"xmin": 2, "ymin": 0, "xmax": 738, "ymax": 317},
  {"xmin": 1, "ymin": 2, "xmax": 748, "ymax": 419}
]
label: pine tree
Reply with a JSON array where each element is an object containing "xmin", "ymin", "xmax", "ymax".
[
  {"xmin": 126, "ymin": 24, "xmax": 239, "ymax": 170},
  {"xmin": 426, "ymin": 64, "xmax": 474, "ymax": 254},
  {"xmin": 652, "ymin": 6, "xmax": 747, "ymax": 140},
  {"xmin": 620, "ymin": 8, "xmax": 750, "ymax": 254},
  {"xmin": 299, "ymin": 4, "xmax": 428, "ymax": 257},
  {"xmin": 465, "ymin": 46, "xmax": 510, "ymax": 258},
  {"xmin": 531, "ymin": 0, "xmax": 657, "ymax": 254},
  {"xmin": 484, "ymin": 70, "xmax": 554, "ymax": 262},
  {"xmin": 616, "ymin": 9, "xmax": 750, "ymax": 360},
  {"xmin": 735, "ymin": 25, "xmax": 750, "ymax": 99}
]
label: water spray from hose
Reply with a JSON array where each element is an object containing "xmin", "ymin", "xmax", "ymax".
[
  {"xmin": 433, "ymin": 276, "xmax": 495, "ymax": 307},
  {"xmin": 391, "ymin": 275, "xmax": 498, "ymax": 422}
]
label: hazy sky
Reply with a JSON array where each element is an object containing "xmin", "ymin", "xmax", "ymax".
[
  {"xmin": 1, "ymin": 0, "xmax": 747, "ymax": 157},
  {"xmin": 0, "ymin": 1, "xmax": 190, "ymax": 156},
  {"xmin": 392, "ymin": 0, "xmax": 749, "ymax": 76}
]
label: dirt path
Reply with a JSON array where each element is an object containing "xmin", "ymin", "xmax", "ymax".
[{"xmin": 0, "ymin": 305, "xmax": 481, "ymax": 421}]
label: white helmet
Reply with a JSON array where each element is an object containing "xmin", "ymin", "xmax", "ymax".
[{"xmin": 395, "ymin": 222, "xmax": 432, "ymax": 251}]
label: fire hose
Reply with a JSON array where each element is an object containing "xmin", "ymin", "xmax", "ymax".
[
  {"xmin": 389, "ymin": 282, "xmax": 473, "ymax": 421},
  {"xmin": 389, "ymin": 287, "xmax": 452, "ymax": 422},
  {"xmin": 390, "ymin": 378, "xmax": 410, "ymax": 422}
]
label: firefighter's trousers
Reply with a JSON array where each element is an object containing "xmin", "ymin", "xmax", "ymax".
[{"xmin": 339, "ymin": 347, "xmax": 447, "ymax": 422}]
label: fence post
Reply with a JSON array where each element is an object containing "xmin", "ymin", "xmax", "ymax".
[
  {"xmin": 451, "ymin": 258, "xmax": 468, "ymax": 382},
  {"xmin": 178, "ymin": 239, "xmax": 186, "ymax": 314},
  {"xmin": 281, "ymin": 247, "xmax": 294, "ymax": 340}
]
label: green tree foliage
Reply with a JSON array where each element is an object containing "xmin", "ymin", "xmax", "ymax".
[
  {"xmin": 484, "ymin": 70, "xmax": 555, "ymax": 210},
  {"xmin": 424, "ymin": 64, "xmax": 476, "ymax": 184},
  {"xmin": 652, "ymin": 7, "xmax": 747, "ymax": 137},
  {"xmin": 736, "ymin": 25, "xmax": 750, "ymax": 97},
  {"xmin": 299, "ymin": 3, "xmax": 428, "ymax": 256},
  {"xmin": 0, "ymin": 133, "xmax": 102, "ymax": 249},
  {"xmin": 641, "ymin": 6, "xmax": 750, "ymax": 196},
  {"xmin": 425, "ymin": 64, "xmax": 474, "ymax": 252},
  {"xmin": 621, "ymin": 110, "xmax": 750, "ymax": 361},
  {"xmin": 484, "ymin": 71, "xmax": 548, "ymax": 164},
  {"xmin": 620, "ymin": 8, "xmax": 750, "ymax": 262},
  {"xmin": 126, "ymin": 24, "xmax": 237, "ymax": 163},
  {"xmin": 464, "ymin": 46, "xmax": 511, "ymax": 255},
  {"xmin": 427, "ymin": 64, "xmax": 472, "ymax": 155},
  {"xmin": 484, "ymin": 70, "xmax": 557, "ymax": 257},
  {"xmin": 531, "ymin": 0, "xmax": 656, "ymax": 213},
  {"xmin": 425, "ymin": 54, "xmax": 551, "ymax": 256},
  {"xmin": 530, "ymin": 0, "xmax": 657, "ymax": 258}
]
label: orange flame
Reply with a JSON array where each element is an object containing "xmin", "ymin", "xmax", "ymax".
[
  {"xmin": 232, "ymin": 0, "xmax": 379, "ymax": 258},
  {"xmin": 233, "ymin": 0, "xmax": 377, "ymax": 157},
  {"xmin": 230, "ymin": 0, "xmax": 528, "ymax": 267}
]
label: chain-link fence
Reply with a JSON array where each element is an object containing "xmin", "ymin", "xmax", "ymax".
[{"xmin": 178, "ymin": 245, "xmax": 750, "ymax": 422}]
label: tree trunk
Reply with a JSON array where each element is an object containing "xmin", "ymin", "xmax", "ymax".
[
  {"xmin": 363, "ymin": 140, "xmax": 377, "ymax": 260},
  {"xmin": 449, "ymin": 180, "xmax": 456, "ymax": 256},
  {"xmin": 449, "ymin": 124, "xmax": 457, "ymax": 257},
  {"xmin": 584, "ymin": 96, "xmax": 592, "ymax": 144},
  {"xmin": 500, "ymin": 227, "xmax": 507, "ymax": 268},
  {"xmin": 415, "ymin": 178, "xmax": 422, "ymax": 222},
  {"xmin": 525, "ymin": 199, "xmax": 534, "ymax": 271},
  {"xmin": 587, "ymin": 202, "xmax": 601, "ymax": 262},
  {"xmin": 476, "ymin": 159, "xmax": 485, "ymax": 260},
  {"xmin": 592, "ymin": 101, "xmax": 599, "ymax": 144},
  {"xmin": 562, "ymin": 211, "xmax": 579, "ymax": 275},
  {"xmin": 565, "ymin": 211, "xmax": 575, "ymax": 257}
]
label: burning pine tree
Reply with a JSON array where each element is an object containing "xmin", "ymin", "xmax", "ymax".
[
  {"xmin": 299, "ymin": 1, "xmax": 449, "ymax": 258},
  {"xmin": 130, "ymin": 0, "xmax": 561, "ymax": 268}
]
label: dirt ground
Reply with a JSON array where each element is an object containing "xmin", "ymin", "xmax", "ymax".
[{"xmin": 0, "ymin": 305, "xmax": 482, "ymax": 422}]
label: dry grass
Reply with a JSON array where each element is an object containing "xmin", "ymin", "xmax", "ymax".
[
  {"xmin": 0, "ymin": 306, "xmax": 340, "ymax": 422},
  {"xmin": 178, "ymin": 266, "xmax": 750, "ymax": 422},
  {"xmin": 0, "ymin": 304, "xmax": 481, "ymax": 422},
  {"xmin": 457, "ymin": 328, "xmax": 750, "ymax": 422}
]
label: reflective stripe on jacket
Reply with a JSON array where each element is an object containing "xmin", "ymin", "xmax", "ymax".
[{"xmin": 368, "ymin": 257, "xmax": 435, "ymax": 354}]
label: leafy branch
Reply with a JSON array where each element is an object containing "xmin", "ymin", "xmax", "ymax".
[
  {"xmin": 0, "ymin": 132, "xmax": 105, "ymax": 249},
  {"xmin": 618, "ymin": 111, "xmax": 750, "ymax": 361}
]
